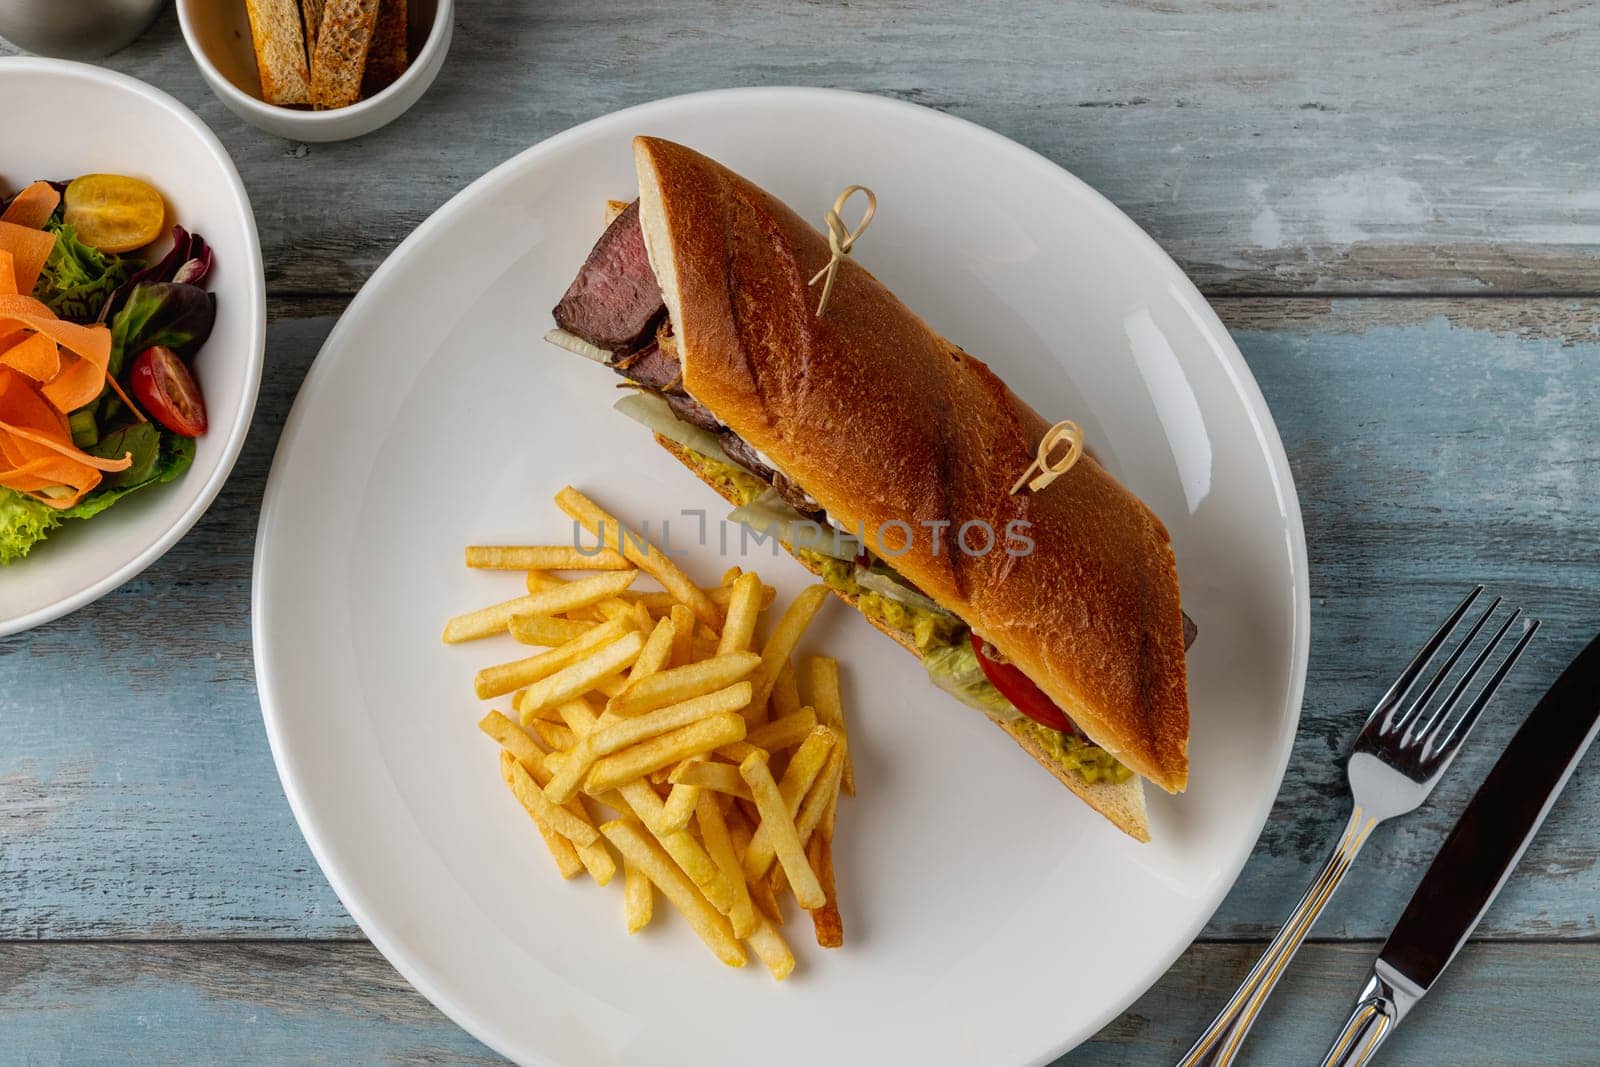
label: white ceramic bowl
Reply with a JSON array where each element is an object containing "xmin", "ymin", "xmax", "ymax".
[
  {"xmin": 0, "ymin": 58, "xmax": 265, "ymax": 637},
  {"xmin": 177, "ymin": 0, "xmax": 452, "ymax": 142}
]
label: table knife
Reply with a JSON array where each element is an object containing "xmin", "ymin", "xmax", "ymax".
[{"xmin": 1319, "ymin": 631, "xmax": 1600, "ymax": 1066}]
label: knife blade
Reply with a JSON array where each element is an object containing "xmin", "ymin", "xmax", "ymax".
[{"xmin": 1320, "ymin": 630, "xmax": 1600, "ymax": 1066}]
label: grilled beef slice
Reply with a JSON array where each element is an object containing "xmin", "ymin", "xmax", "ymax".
[{"xmin": 552, "ymin": 200, "xmax": 665, "ymax": 352}]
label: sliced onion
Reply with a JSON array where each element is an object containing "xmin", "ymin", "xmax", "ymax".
[
  {"xmin": 855, "ymin": 565, "xmax": 950, "ymax": 616},
  {"xmin": 544, "ymin": 328, "xmax": 612, "ymax": 364},
  {"xmin": 729, "ymin": 490, "xmax": 861, "ymax": 561},
  {"xmin": 613, "ymin": 391, "xmax": 733, "ymax": 464}
]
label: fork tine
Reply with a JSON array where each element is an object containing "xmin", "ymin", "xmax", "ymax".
[
  {"xmin": 1392, "ymin": 594, "xmax": 1501, "ymax": 741},
  {"xmin": 1424, "ymin": 617, "xmax": 1541, "ymax": 762},
  {"xmin": 1375, "ymin": 585, "xmax": 1484, "ymax": 731},
  {"xmin": 1410, "ymin": 607, "xmax": 1520, "ymax": 748}
]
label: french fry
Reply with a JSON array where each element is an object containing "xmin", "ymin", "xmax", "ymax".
[
  {"xmin": 549, "ymin": 683, "xmax": 752, "ymax": 805},
  {"xmin": 484, "ymin": 715, "xmax": 612, "ymax": 872},
  {"xmin": 631, "ymin": 598, "xmax": 655, "ymax": 635},
  {"xmin": 591, "ymin": 683, "xmax": 752, "ymax": 759},
  {"xmin": 525, "ymin": 571, "xmax": 566, "ymax": 593},
  {"xmin": 742, "ymin": 727, "xmax": 836, "ymax": 882},
  {"xmin": 591, "ymin": 672, "xmax": 630, "ymax": 698},
  {"xmin": 509, "ymin": 613, "xmax": 596, "ymax": 647},
  {"xmin": 475, "ymin": 616, "xmax": 635, "ymax": 699},
  {"xmin": 690, "ymin": 628, "xmax": 721, "ymax": 663},
  {"xmin": 583, "ymin": 713, "xmax": 747, "ymax": 795},
  {"xmin": 739, "ymin": 752, "xmax": 825, "ymax": 909},
  {"xmin": 624, "ymin": 860, "xmax": 653, "ymax": 933},
  {"xmin": 504, "ymin": 756, "xmax": 600, "ymax": 846},
  {"xmin": 669, "ymin": 604, "xmax": 694, "ymax": 668},
  {"xmin": 802, "ymin": 654, "xmax": 853, "ymax": 796},
  {"xmin": 444, "ymin": 570, "xmax": 639, "ymax": 643},
  {"xmin": 796, "ymin": 741, "xmax": 846, "ymax": 851},
  {"xmin": 466, "ymin": 545, "xmax": 630, "ymax": 570},
  {"xmin": 720, "ymin": 707, "xmax": 818, "ymax": 761},
  {"xmin": 807, "ymin": 834, "xmax": 842, "ymax": 948},
  {"xmin": 743, "ymin": 585, "xmax": 830, "ymax": 715},
  {"xmin": 555, "ymin": 487, "xmax": 721, "ymax": 629},
  {"xmin": 628, "ymin": 615, "xmax": 676, "ymax": 682},
  {"xmin": 770, "ymin": 660, "xmax": 801, "ymax": 720},
  {"xmin": 716, "ymin": 572, "xmax": 764, "ymax": 655},
  {"xmin": 599, "ymin": 820, "xmax": 746, "ymax": 967},
  {"xmin": 573, "ymin": 816, "xmax": 618, "ymax": 886},
  {"xmin": 631, "ymin": 582, "xmax": 776, "ymax": 614},
  {"xmin": 529, "ymin": 719, "xmax": 578, "ymax": 751},
  {"xmin": 515, "ymin": 630, "xmax": 645, "ymax": 721},
  {"xmin": 726, "ymin": 803, "xmax": 782, "ymax": 926},
  {"xmin": 499, "ymin": 752, "xmax": 584, "ymax": 879},
  {"xmin": 595, "ymin": 598, "xmax": 636, "ymax": 622},
  {"xmin": 698, "ymin": 792, "xmax": 757, "ymax": 938},
  {"xmin": 478, "ymin": 710, "xmax": 549, "ymax": 773},
  {"xmin": 659, "ymin": 780, "xmax": 700, "ymax": 834},
  {"xmin": 746, "ymin": 915, "xmax": 797, "ymax": 980},
  {"xmin": 606, "ymin": 652, "xmax": 759, "ymax": 717},
  {"xmin": 669, "ymin": 760, "xmax": 752, "ymax": 802}
]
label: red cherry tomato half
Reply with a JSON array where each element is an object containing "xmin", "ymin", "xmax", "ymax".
[
  {"xmin": 129, "ymin": 345, "xmax": 207, "ymax": 437},
  {"xmin": 969, "ymin": 631, "xmax": 1077, "ymax": 734}
]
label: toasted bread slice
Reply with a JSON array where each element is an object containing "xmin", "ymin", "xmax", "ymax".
[
  {"xmin": 653, "ymin": 432, "xmax": 1151, "ymax": 841},
  {"xmin": 360, "ymin": 0, "xmax": 410, "ymax": 97},
  {"xmin": 244, "ymin": 0, "xmax": 312, "ymax": 106},
  {"xmin": 301, "ymin": 0, "xmax": 325, "ymax": 54},
  {"xmin": 309, "ymin": 0, "xmax": 381, "ymax": 109}
]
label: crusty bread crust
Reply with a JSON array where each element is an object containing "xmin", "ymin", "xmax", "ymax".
[
  {"xmin": 244, "ymin": 0, "xmax": 311, "ymax": 106},
  {"xmin": 634, "ymin": 137, "xmax": 1189, "ymax": 792},
  {"xmin": 655, "ymin": 434, "xmax": 1150, "ymax": 841},
  {"xmin": 310, "ymin": 0, "xmax": 381, "ymax": 109}
]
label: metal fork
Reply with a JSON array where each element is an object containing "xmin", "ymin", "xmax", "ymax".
[{"xmin": 1178, "ymin": 586, "xmax": 1539, "ymax": 1067}]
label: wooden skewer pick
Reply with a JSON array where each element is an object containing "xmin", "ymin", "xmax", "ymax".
[
  {"xmin": 808, "ymin": 185, "xmax": 877, "ymax": 317},
  {"xmin": 1010, "ymin": 420, "xmax": 1085, "ymax": 495}
]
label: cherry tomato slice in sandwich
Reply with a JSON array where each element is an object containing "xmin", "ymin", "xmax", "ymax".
[
  {"xmin": 129, "ymin": 345, "xmax": 207, "ymax": 437},
  {"xmin": 969, "ymin": 632, "xmax": 1077, "ymax": 734}
]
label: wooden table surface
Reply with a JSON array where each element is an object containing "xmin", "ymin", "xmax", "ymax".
[{"xmin": 4, "ymin": 3, "xmax": 1598, "ymax": 1063}]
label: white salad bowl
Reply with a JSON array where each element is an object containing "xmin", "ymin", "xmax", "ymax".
[{"xmin": 0, "ymin": 58, "xmax": 265, "ymax": 637}]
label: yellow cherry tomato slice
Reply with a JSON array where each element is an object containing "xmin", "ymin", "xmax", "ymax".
[{"xmin": 62, "ymin": 174, "xmax": 166, "ymax": 254}]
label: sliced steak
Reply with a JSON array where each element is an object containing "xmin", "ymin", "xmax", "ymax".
[
  {"xmin": 553, "ymin": 200, "xmax": 665, "ymax": 352},
  {"xmin": 718, "ymin": 431, "xmax": 772, "ymax": 480},
  {"xmin": 667, "ymin": 393, "xmax": 724, "ymax": 433},
  {"xmin": 613, "ymin": 341, "xmax": 682, "ymax": 394}
]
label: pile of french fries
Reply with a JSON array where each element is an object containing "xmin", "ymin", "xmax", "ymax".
[{"xmin": 444, "ymin": 486, "xmax": 853, "ymax": 979}]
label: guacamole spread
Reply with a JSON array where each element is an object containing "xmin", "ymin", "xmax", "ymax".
[{"xmin": 674, "ymin": 449, "xmax": 768, "ymax": 507}]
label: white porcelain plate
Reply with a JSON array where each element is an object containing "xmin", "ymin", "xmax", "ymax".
[
  {"xmin": 254, "ymin": 88, "xmax": 1308, "ymax": 1066},
  {"xmin": 0, "ymin": 58, "xmax": 265, "ymax": 637}
]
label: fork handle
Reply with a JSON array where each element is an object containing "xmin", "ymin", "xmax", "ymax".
[{"xmin": 1177, "ymin": 806, "xmax": 1380, "ymax": 1067}]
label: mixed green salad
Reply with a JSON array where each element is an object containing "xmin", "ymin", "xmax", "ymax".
[{"xmin": 0, "ymin": 174, "xmax": 217, "ymax": 565}]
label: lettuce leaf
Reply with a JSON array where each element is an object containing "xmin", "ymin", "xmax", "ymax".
[
  {"xmin": 61, "ymin": 429, "xmax": 195, "ymax": 520},
  {"xmin": 0, "ymin": 488, "xmax": 61, "ymax": 565},
  {"xmin": 34, "ymin": 221, "xmax": 140, "ymax": 323},
  {"xmin": 108, "ymin": 282, "xmax": 216, "ymax": 379},
  {"xmin": 0, "ymin": 430, "xmax": 196, "ymax": 562}
]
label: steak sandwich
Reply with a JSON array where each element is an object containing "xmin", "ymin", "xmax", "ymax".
[{"xmin": 546, "ymin": 137, "xmax": 1191, "ymax": 841}]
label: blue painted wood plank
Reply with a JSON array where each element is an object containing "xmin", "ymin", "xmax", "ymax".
[
  {"xmin": 2, "ymin": 940, "xmax": 1596, "ymax": 1065},
  {"xmin": 4, "ymin": 301, "xmax": 1598, "ymax": 940},
  {"xmin": 6, "ymin": 4, "xmax": 1600, "ymax": 296}
]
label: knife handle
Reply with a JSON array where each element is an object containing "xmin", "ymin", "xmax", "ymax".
[{"xmin": 1319, "ymin": 970, "xmax": 1407, "ymax": 1067}]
